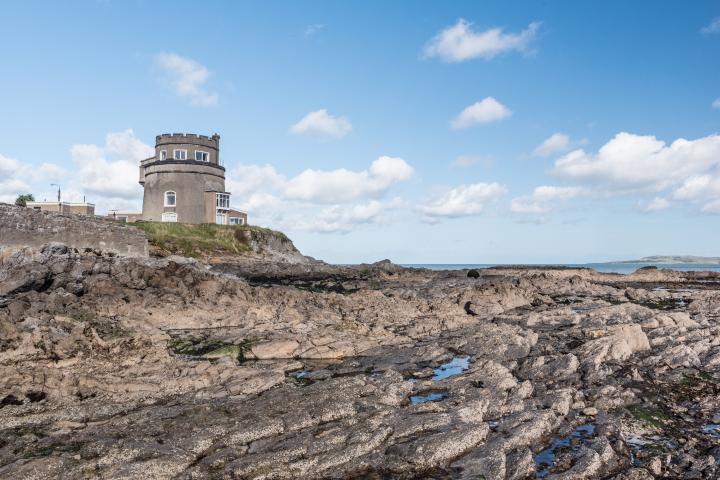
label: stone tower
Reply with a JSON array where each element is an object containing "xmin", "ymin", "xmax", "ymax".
[{"xmin": 138, "ymin": 133, "xmax": 244, "ymax": 224}]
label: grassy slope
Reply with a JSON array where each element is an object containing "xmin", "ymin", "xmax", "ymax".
[{"xmin": 131, "ymin": 221, "xmax": 290, "ymax": 258}]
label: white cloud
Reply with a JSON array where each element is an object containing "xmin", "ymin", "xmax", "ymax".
[
  {"xmin": 513, "ymin": 131, "xmax": 720, "ymax": 216},
  {"xmin": 290, "ymin": 109, "xmax": 352, "ymax": 139},
  {"xmin": 670, "ymin": 173, "xmax": 720, "ymax": 215},
  {"xmin": 33, "ymin": 163, "xmax": 67, "ymax": 182},
  {"xmin": 713, "ymin": 98, "xmax": 720, "ymax": 109},
  {"xmin": 301, "ymin": 198, "xmax": 403, "ymax": 233},
  {"xmin": 451, "ymin": 97, "xmax": 511, "ymax": 129},
  {"xmin": 155, "ymin": 52, "xmax": 218, "ymax": 107},
  {"xmin": 552, "ymin": 132, "xmax": 720, "ymax": 191},
  {"xmin": 533, "ymin": 133, "xmax": 571, "ymax": 157},
  {"xmin": 226, "ymin": 164, "xmax": 287, "ymax": 197},
  {"xmin": 0, "ymin": 154, "xmax": 20, "ymax": 178},
  {"xmin": 424, "ymin": 19, "xmax": 540, "ymax": 62},
  {"xmin": 418, "ymin": 182, "xmax": 506, "ymax": 221},
  {"xmin": 641, "ymin": 197, "xmax": 671, "ymax": 212},
  {"xmin": 70, "ymin": 129, "xmax": 153, "ymax": 204},
  {"xmin": 0, "ymin": 178, "xmax": 30, "ymax": 203},
  {"xmin": 226, "ymin": 156, "xmax": 413, "ymax": 233},
  {"xmin": 284, "ymin": 156, "xmax": 413, "ymax": 203},
  {"xmin": 701, "ymin": 18, "xmax": 720, "ymax": 34},
  {"xmin": 511, "ymin": 185, "xmax": 584, "ymax": 214},
  {"xmin": 0, "ymin": 154, "xmax": 31, "ymax": 203},
  {"xmin": 702, "ymin": 199, "xmax": 720, "ymax": 214},
  {"xmin": 672, "ymin": 175, "xmax": 720, "ymax": 201}
]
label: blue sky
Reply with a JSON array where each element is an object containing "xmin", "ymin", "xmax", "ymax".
[{"xmin": 1, "ymin": 0, "xmax": 719, "ymax": 263}]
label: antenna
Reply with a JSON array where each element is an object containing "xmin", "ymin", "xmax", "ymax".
[{"xmin": 50, "ymin": 184, "xmax": 61, "ymax": 202}]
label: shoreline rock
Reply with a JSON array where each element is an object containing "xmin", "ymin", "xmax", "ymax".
[{"xmin": 0, "ymin": 243, "xmax": 719, "ymax": 479}]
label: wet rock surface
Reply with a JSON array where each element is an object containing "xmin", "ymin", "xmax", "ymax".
[{"xmin": 1, "ymin": 245, "xmax": 720, "ymax": 478}]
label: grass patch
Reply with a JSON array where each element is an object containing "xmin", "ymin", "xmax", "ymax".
[{"xmin": 133, "ymin": 221, "xmax": 292, "ymax": 258}]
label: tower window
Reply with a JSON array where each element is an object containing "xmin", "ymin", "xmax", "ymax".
[
  {"xmin": 216, "ymin": 193, "xmax": 230, "ymax": 209},
  {"xmin": 164, "ymin": 191, "xmax": 176, "ymax": 207},
  {"xmin": 159, "ymin": 150, "xmax": 167, "ymax": 160},
  {"xmin": 173, "ymin": 149, "xmax": 187, "ymax": 160},
  {"xmin": 195, "ymin": 151, "xmax": 209, "ymax": 162}
]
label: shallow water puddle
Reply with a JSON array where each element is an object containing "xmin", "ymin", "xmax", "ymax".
[
  {"xmin": 534, "ymin": 424, "xmax": 596, "ymax": 478},
  {"xmin": 432, "ymin": 356, "xmax": 471, "ymax": 380},
  {"xmin": 410, "ymin": 392, "xmax": 448, "ymax": 405}
]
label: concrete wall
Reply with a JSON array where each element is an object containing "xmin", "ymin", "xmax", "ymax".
[
  {"xmin": 203, "ymin": 191, "xmax": 216, "ymax": 223},
  {"xmin": 65, "ymin": 204, "xmax": 95, "ymax": 215},
  {"xmin": 26, "ymin": 202, "xmax": 95, "ymax": 216},
  {"xmin": 155, "ymin": 133, "xmax": 220, "ymax": 165},
  {"xmin": 141, "ymin": 162, "xmax": 226, "ymax": 223},
  {"xmin": 0, "ymin": 203, "xmax": 148, "ymax": 257}
]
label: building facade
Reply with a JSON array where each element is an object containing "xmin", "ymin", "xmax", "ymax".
[
  {"xmin": 26, "ymin": 201, "xmax": 95, "ymax": 216},
  {"xmin": 136, "ymin": 133, "xmax": 247, "ymax": 225}
]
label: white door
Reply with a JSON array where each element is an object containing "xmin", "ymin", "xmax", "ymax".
[
  {"xmin": 161, "ymin": 212, "xmax": 178, "ymax": 222},
  {"xmin": 216, "ymin": 213, "xmax": 227, "ymax": 225}
]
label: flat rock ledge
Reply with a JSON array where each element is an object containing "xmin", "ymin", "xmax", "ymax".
[{"xmin": 1, "ymin": 243, "xmax": 720, "ymax": 479}]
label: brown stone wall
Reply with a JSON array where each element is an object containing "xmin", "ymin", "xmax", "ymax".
[{"xmin": 0, "ymin": 204, "xmax": 148, "ymax": 257}]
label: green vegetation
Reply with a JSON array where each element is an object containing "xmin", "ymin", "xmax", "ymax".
[
  {"xmin": 68, "ymin": 309, "xmax": 129, "ymax": 340},
  {"xmin": 627, "ymin": 404, "xmax": 669, "ymax": 428},
  {"xmin": 14, "ymin": 193, "xmax": 34, "ymax": 207},
  {"xmin": 167, "ymin": 336, "xmax": 257, "ymax": 362},
  {"xmin": 132, "ymin": 221, "xmax": 290, "ymax": 258}
]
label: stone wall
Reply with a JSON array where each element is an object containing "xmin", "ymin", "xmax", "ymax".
[{"xmin": 0, "ymin": 203, "xmax": 148, "ymax": 257}]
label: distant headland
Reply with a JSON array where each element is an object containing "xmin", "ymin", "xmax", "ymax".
[{"xmin": 612, "ymin": 255, "xmax": 720, "ymax": 264}]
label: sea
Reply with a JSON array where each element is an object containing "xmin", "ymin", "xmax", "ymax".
[{"xmin": 402, "ymin": 263, "xmax": 720, "ymax": 275}]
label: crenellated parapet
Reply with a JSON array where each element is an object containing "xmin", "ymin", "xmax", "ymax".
[{"xmin": 155, "ymin": 133, "xmax": 220, "ymax": 151}]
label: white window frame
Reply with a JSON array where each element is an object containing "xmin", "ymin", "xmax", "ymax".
[
  {"xmin": 229, "ymin": 217, "xmax": 244, "ymax": 225},
  {"xmin": 173, "ymin": 149, "xmax": 187, "ymax": 160},
  {"xmin": 159, "ymin": 150, "xmax": 167, "ymax": 160},
  {"xmin": 216, "ymin": 192, "xmax": 230, "ymax": 209},
  {"xmin": 161, "ymin": 212, "xmax": 178, "ymax": 222},
  {"xmin": 195, "ymin": 150, "xmax": 209, "ymax": 162},
  {"xmin": 164, "ymin": 191, "xmax": 177, "ymax": 207},
  {"xmin": 216, "ymin": 212, "xmax": 227, "ymax": 225}
]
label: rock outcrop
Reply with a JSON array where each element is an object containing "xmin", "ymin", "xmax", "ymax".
[
  {"xmin": 1, "ymin": 243, "xmax": 719, "ymax": 479},
  {"xmin": 0, "ymin": 203, "xmax": 148, "ymax": 257}
]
